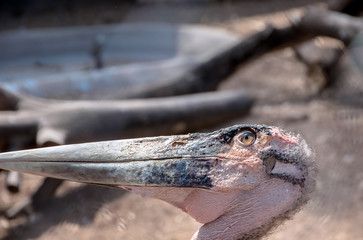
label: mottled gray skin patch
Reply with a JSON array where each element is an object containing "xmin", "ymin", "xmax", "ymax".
[{"xmin": 134, "ymin": 159, "xmax": 218, "ymax": 188}]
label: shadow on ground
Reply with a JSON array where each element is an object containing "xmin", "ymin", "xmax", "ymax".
[{"xmin": 3, "ymin": 184, "xmax": 127, "ymax": 240}]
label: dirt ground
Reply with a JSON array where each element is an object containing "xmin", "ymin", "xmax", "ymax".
[{"xmin": 1, "ymin": 1, "xmax": 363, "ymax": 240}]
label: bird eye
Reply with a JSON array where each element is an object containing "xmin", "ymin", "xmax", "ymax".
[{"xmin": 237, "ymin": 130, "xmax": 256, "ymax": 146}]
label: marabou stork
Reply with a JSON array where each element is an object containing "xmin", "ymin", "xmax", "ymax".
[{"xmin": 0, "ymin": 124, "xmax": 315, "ymax": 240}]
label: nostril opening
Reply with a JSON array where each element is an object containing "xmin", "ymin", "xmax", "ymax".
[{"xmin": 263, "ymin": 157, "xmax": 276, "ymax": 174}]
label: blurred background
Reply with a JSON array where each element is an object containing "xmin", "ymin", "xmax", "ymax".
[{"xmin": 0, "ymin": 0, "xmax": 362, "ymax": 240}]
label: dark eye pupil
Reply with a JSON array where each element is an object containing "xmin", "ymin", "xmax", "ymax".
[{"xmin": 242, "ymin": 133, "xmax": 252, "ymax": 140}]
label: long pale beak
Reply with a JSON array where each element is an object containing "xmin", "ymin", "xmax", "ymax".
[{"xmin": 0, "ymin": 134, "xmax": 224, "ymax": 189}]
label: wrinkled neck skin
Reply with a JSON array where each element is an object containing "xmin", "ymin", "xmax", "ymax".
[{"xmin": 127, "ymin": 177, "xmax": 302, "ymax": 240}]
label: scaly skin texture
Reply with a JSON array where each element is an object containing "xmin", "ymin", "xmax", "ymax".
[{"xmin": 129, "ymin": 125, "xmax": 315, "ymax": 240}]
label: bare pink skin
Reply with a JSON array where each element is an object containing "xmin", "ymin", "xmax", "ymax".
[
  {"xmin": 191, "ymin": 180, "xmax": 301, "ymax": 240},
  {"xmin": 127, "ymin": 126, "xmax": 314, "ymax": 240}
]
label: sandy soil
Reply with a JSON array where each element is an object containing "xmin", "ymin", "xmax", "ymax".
[{"xmin": 1, "ymin": 1, "xmax": 363, "ymax": 240}]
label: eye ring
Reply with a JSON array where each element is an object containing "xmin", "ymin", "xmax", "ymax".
[{"xmin": 237, "ymin": 130, "xmax": 256, "ymax": 146}]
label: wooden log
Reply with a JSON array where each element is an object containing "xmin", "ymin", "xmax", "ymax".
[
  {"xmin": 322, "ymin": 32, "xmax": 363, "ymax": 106},
  {"xmin": 3, "ymin": 9, "xmax": 362, "ymax": 101},
  {"xmin": 294, "ymin": 41, "xmax": 344, "ymax": 92},
  {"xmin": 1, "ymin": 9, "xmax": 361, "ymax": 104},
  {"xmin": 294, "ymin": 8, "xmax": 363, "ymax": 94},
  {"xmin": 0, "ymin": 89, "xmax": 253, "ymax": 145},
  {"xmin": 298, "ymin": 8, "xmax": 363, "ymax": 45},
  {"xmin": 0, "ymin": 24, "xmax": 242, "ymax": 100}
]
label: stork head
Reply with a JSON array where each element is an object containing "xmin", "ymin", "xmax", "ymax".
[{"xmin": 0, "ymin": 124, "xmax": 315, "ymax": 240}]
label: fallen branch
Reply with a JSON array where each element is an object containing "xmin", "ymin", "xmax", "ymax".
[
  {"xmin": 294, "ymin": 41, "xmax": 344, "ymax": 92},
  {"xmin": 0, "ymin": 87, "xmax": 253, "ymax": 146},
  {"xmin": 294, "ymin": 5, "xmax": 363, "ymax": 95},
  {"xmin": 298, "ymin": 8, "xmax": 363, "ymax": 45},
  {"xmin": 0, "ymin": 24, "xmax": 243, "ymax": 100},
  {"xmin": 225, "ymin": 8, "xmax": 362, "ymax": 69},
  {"xmin": 2, "ymin": 10, "xmax": 362, "ymax": 101}
]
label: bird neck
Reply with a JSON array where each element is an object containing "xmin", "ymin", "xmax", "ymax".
[
  {"xmin": 192, "ymin": 178, "xmax": 303, "ymax": 240},
  {"xmin": 126, "ymin": 178, "xmax": 303, "ymax": 240}
]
